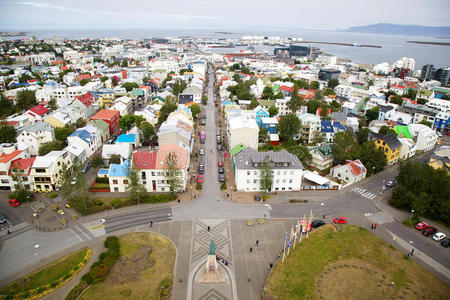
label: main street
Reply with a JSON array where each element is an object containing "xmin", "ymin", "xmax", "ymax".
[{"xmin": 0, "ymin": 64, "xmax": 449, "ymax": 296}]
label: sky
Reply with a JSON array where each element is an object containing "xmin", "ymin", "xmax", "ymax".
[{"xmin": 0, "ymin": 0, "xmax": 449, "ymax": 30}]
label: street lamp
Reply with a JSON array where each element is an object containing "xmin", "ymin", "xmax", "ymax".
[
  {"xmin": 409, "ymin": 209, "xmax": 415, "ymax": 223},
  {"xmin": 190, "ymin": 186, "xmax": 192, "ymax": 201},
  {"xmin": 372, "ymin": 166, "xmax": 375, "ymax": 175},
  {"xmin": 320, "ymin": 203, "xmax": 324, "ymax": 218}
]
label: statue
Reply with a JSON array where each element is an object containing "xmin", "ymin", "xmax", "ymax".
[{"xmin": 209, "ymin": 240, "xmax": 216, "ymax": 255}]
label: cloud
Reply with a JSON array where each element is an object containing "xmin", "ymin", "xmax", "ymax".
[{"xmin": 17, "ymin": 1, "xmax": 84, "ymax": 12}]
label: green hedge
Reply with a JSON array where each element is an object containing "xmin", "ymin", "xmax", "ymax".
[{"xmin": 95, "ymin": 177, "xmax": 109, "ymax": 184}]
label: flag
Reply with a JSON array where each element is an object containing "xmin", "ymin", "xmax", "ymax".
[
  {"xmin": 286, "ymin": 233, "xmax": 291, "ymax": 248},
  {"xmin": 307, "ymin": 209, "xmax": 313, "ymax": 238},
  {"xmin": 282, "ymin": 232, "xmax": 288, "ymax": 263}
]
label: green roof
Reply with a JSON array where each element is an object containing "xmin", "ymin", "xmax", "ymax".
[
  {"xmin": 131, "ymin": 88, "xmax": 144, "ymax": 96},
  {"xmin": 87, "ymin": 119, "xmax": 109, "ymax": 131},
  {"xmin": 231, "ymin": 143, "xmax": 247, "ymax": 156},
  {"xmin": 417, "ymin": 90, "xmax": 433, "ymax": 97},
  {"xmin": 394, "ymin": 126, "xmax": 412, "ymax": 139},
  {"xmin": 259, "ymin": 99, "xmax": 275, "ymax": 107},
  {"xmin": 152, "ymin": 96, "xmax": 165, "ymax": 102}
]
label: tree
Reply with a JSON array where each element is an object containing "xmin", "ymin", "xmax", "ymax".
[
  {"xmin": 268, "ymin": 105, "xmax": 278, "ymax": 117},
  {"xmin": 91, "ymin": 155, "xmax": 104, "ymax": 168},
  {"xmin": 313, "ymin": 131, "xmax": 325, "ymax": 144},
  {"xmin": 157, "ymin": 102, "xmax": 178, "ymax": 127},
  {"xmin": 48, "ymin": 98, "xmax": 57, "ymax": 111},
  {"xmin": 164, "ymin": 152, "xmax": 183, "ymax": 193},
  {"xmin": 121, "ymin": 82, "xmax": 139, "ymax": 92},
  {"xmin": 419, "ymin": 120, "xmax": 432, "ymax": 127},
  {"xmin": 237, "ymin": 91, "xmax": 252, "ymax": 100},
  {"xmin": 121, "ymin": 60, "xmax": 128, "ymax": 68},
  {"xmin": 417, "ymin": 98, "xmax": 427, "ymax": 105},
  {"xmin": 10, "ymin": 164, "xmax": 32, "ymax": 200},
  {"xmin": 319, "ymin": 104, "xmax": 330, "ymax": 120},
  {"xmin": 188, "ymin": 104, "xmax": 201, "ymax": 119},
  {"xmin": 306, "ymin": 99, "xmax": 321, "ymax": 114},
  {"xmin": 119, "ymin": 115, "xmax": 136, "ymax": 132},
  {"xmin": 75, "ymin": 118, "xmax": 86, "ymax": 128},
  {"xmin": 332, "ymin": 131, "xmax": 357, "ymax": 164},
  {"xmin": 100, "ymin": 76, "xmax": 108, "ymax": 83},
  {"xmin": 330, "ymin": 100, "xmax": 341, "ymax": 112},
  {"xmin": 16, "ymin": 90, "xmax": 37, "ymax": 111},
  {"xmin": 259, "ymin": 127, "xmax": 269, "ymax": 144},
  {"xmin": 79, "ymin": 78, "xmax": 90, "ymax": 86},
  {"xmin": 404, "ymin": 89, "xmax": 417, "ymax": 100},
  {"xmin": 261, "ymin": 86, "xmax": 274, "ymax": 99},
  {"xmin": 274, "ymin": 91, "xmax": 284, "ymax": 99},
  {"xmin": 359, "ymin": 140, "xmax": 387, "ymax": 176},
  {"xmin": 134, "ymin": 115, "xmax": 144, "ymax": 128},
  {"xmin": 57, "ymin": 162, "xmax": 74, "ymax": 201},
  {"xmin": 172, "ymin": 80, "xmax": 187, "ymax": 96},
  {"xmin": 357, "ymin": 128, "xmax": 370, "ymax": 144},
  {"xmin": 55, "ymin": 126, "xmax": 74, "ymax": 144},
  {"xmin": 127, "ymin": 164, "xmax": 147, "ymax": 203},
  {"xmin": 111, "ymin": 77, "xmax": 118, "ymax": 87},
  {"xmin": 324, "ymin": 88, "xmax": 335, "ymax": 96},
  {"xmin": 365, "ymin": 107, "xmax": 379, "ymax": 124},
  {"xmin": 379, "ymin": 125, "xmax": 396, "ymax": 136},
  {"xmin": 110, "ymin": 154, "xmax": 121, "ymax": 164},
  {"xmin": 259, "ymin": 156, "xmax": 273, "ymax": 193},
  {"xmin": 0, "ymin": 95, "xmax": 15, "ymax": 117},
  {"xmin": 285, "ymin": 144, "xmax": 312, "ymax": 166},
  {"xmin": 248, "ymin": 99, "xmax": 259, "ymax": 110},
  {"xmin": 141, "ymin": 122, "xmax": 155, "ymax": 140},
  {"xmin": 310, "ymin": 81, "xmax": 320, "ymax": 90},
  {"xmin": 38, "ymin": 141, "xmax": 65, "ymax": 155},
  {"xmin": 278, "ymin": 114, "xmax": 300, "ymax": 142},
  {"xmin": 287, "ymin": 86, "xmax": 304, "ymax": 113},
  {"xmin": 328, "ymin": 78, "xmax": 339, "ymax": 89},
  {"xmin": 0, "ymin": 125, "xmax": 16, "ymax": 143},
  {"xmin": 142, "ymin": 76, "xmax": 150, "ymax": 84},
  {"xmin": 390, "ymin": 95, "xmax": 403, "ymax": 105}
]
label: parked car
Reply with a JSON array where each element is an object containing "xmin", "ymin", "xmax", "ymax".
[
  {"xmin": 216, "ymin": 138, "xmax": 221, "ymax": 144},
  {"xmin": 441, "ymin": 238, "xmax": 450, "ymax": 248},
  {"xmin": 0, "ymin": 214, "xmax": 6, "ymax": 224},
  {"xmin": 217, "ymin": 144, "xmax": 222, "ymax": 151},
  {"xmin": 386, "ymin": 180, "xmax": 397, "ymax": 187},
  {"xmin": 218, "ymin": 173, "xmax": 226, "ymax": 182},
  {"xmin": 216, "ymin": 129, "xmax": 221, "ymax": 135},
  {"xmin": 198, "ymin": 164, "xmax": 205, "ymax": 174},
  {"xmin": 81, "ymin": 164, "xmax": 89, "ymax": 173},
  {"xmin": 197, "ymin": 174, "xmax": 204, "ymax": 183},
  {"xmin": 202, "ymin": 115, "xmax": 207, "ymax": 119},
  {"xmin": 423, "ymin": 226, "xmax": 438, "ymax": 237},
  {"xmin": 433, "ymin": 232, "xmax": 446, "ymax": 241},
  {"xmin": 218, "ymin": 166, "xmax": 224, "ymax": 174},
  {"xmin": 333, "ymin": 217, "xmax": 347, "ymax": 224},
  {"xmin": 201, "ymin": 119, "xmax": 206, "ymax": 125},
  {"xmin": 415, "ymin": 222, "xmax": 429, "ymax": 230},
  {"xmin": 200, "ymin": 138, "xmax": 205, "ymax": 144},
  {"xmin": 199, "ymin": 148, "xmax": 205, "ymax": 155},
  {"xmin": 311, "ymin": 220, "xmax": 326, "ymax": 229},
  {"xmin": 8, "ymin": 199, "xmax": 20, "ymax": 207},
  {"xmin": 218, "ymin": 161, "xmax": 224, "ymax": 167},
  {"xmin": 71, "ymin": 177, "xmax": 77, "ymax": 185}
]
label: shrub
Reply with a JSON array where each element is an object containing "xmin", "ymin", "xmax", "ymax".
[
  {"xmin": 220, "ymin": 183, "xmax": 227, "ymax": 190},
  {"xmin": 196, "ymin": 183, "xmax": 202, "ymax": 190},
  {"xmin": 65, "ymin": 281, "xmax": 88, "ymax": 300},
  {"xmin": 63, "ymin": 273, "xmax": 71, "ymax": 280},
  {"xmin": 81, "ymin": 273, "xmax": 94, "ymax": 285},
  {"xmin": 111, "ymin": 198, "xmax": 122, "ymax": 207},
  {"xmin": 22, "ymin": 291, "xmax": 30, "ymax": 298},
  {"xmin": 49, "ymin": 192, "xmax": 58, "ymax": 198},
  {"xmin": 95, "ymin": 177, "xmax": 109, "ymax": 184},
  {"xmin": 92, "ymin": 198, "xmax": 103, "ymax": 206}
]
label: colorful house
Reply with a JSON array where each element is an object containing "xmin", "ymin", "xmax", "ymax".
[
  {"xmin": 91, "ymin": 109, "xmax": 120, "ymax": 135},
  {"xmin": 253, "ymin": 106, "xmax": 270, "ymax": 125},
  {"xmin": 375, "ymin": 134, "xmax": 402, "ymax": 165}
]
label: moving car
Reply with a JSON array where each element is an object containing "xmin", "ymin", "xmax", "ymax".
[
  {"xmin": 8, "ymin": 199, "xmax": 20, "ymax": 207},
  {"xmin": 422, "ymin": 226, "xmax": 437, "ymax": 237},
  {"xmin": 333, "ymin": 217, "xmax": 347, "ymax": 224},
  {"xmin": 386, "ymin": 180, "xmax": 397, "ymax": 187},
  {"xmin": 197, "ymin": 174, "xmax": 204, "ymax": 183},
  {"xmin": 218, "ymin": 173, "xmax": 226, "ymax": 182},
  {"xmin": 218, "ymin": 166, "xmax": 224, "ymax": 174},
  {"xmin": 199, "ymin": 148, "xmax": 205, "ymax": 155},
  {"xmin": 441, "ymin": 238, "xmax": 450, "ymax": 248},
  {"xmin": 432, "ymin": 232, "xmax": 446, "ymax": 241},
  {"xmin": 0, "ymin": 214, "xmax": 6, "ymax": 224},
  {"xmin": 415, "ymin": 222, "xmax": 429, "ymax": 230},
  {"xmin": 198, "ymin": 164, "xmax": 205, "ymax": 174},
  {"xmin": 311, "ymin": 220, "xmax": 326, "ymax": 229},
  {"xmin": 81, "ymin": 164, "xmax": 89, "ymax": 173},
  {"xmin": 218, "ymin": 161, "xmax": 224, "ymax": 167}
]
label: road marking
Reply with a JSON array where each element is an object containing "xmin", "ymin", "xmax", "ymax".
[
  {"xmin": 69, "ymin": 228, "xmax": 85, "ymax": 242},
  {"xmin": 89, "ymin": 224, "xmax": 105, "ymax": 231}
]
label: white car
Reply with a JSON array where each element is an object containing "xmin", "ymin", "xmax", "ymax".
[
  {"xmin": 199, "ymin": 149, "xmax": 205, "ymax": 155},
  {"xmin": 433, "ymin": 232, "xmax": 446, "ymax": 241}
]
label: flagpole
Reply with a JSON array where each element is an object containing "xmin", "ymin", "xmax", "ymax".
[
  {"xmin": 306, "ymin": 209, "xmax": 312, "ymax": 238},
  {"xmin": 294, "ymin": 227, "xmax": 297, "ymax": 249},
  {"xmin": 282, "ymin": 232, "xmax": 287, "ymax": 263},
  {"xmin": 287, "ymin": 229, "xmax": 291, "ymax": 256},
  {"xmin": 300, "ymin": 214, "xmax": 305, "ymax": 244}
]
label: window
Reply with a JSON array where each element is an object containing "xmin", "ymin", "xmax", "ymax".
[
  {"xmin": 114, "ymin": 187, "xmax": 119, "ymax": 192},
  {"xmin": 247, "ymin": 171, "xmax": 250, "ymax": 175},
  {"xmin": 123, "ymin": 180, "xmax": 128, "ymax": 184},
  {"xmin": 290, "ymin": 171, "xmax": 294, "ymax": 175},
  {"xmin": 142, "ymin": 172, "xmax": 146, "ymax": 179},
  {"xmin": 385, "ymin": 148, "xmax": 388, "ymax": 153},
  {"xmin": 283, "ymin": 171, "xmax": 287, "ymax": 175},
  {"xmin": 0, "ymin": 171, "xmax": 6, "ymax": 175},
  {"xmin": 161, "ymin": 187, "xmax": 165, "ymax": 191},
  {"xmin": 254, "ymin": 171, "xmax": 257, "ymax": 175},
  {"xmin": 247, "ymin": 179, "xmax": 250, "ymax": 183},
  {"xmin": 151, "ymin": 171, "xmax": 155, "ymax": 176},
  {"xmin": 253, "ymin": 179, "xmax": 257, "ymax": 183},
  {"xmin": 289, "ymin": 179, "xmax": 292, "ymax": 183},
  {"xmin": 113, "ymin": 180, "xmax": 118, "ymax": 184}
]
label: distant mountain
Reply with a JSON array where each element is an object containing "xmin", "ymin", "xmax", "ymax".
[{"xmin": 345, "ymin": 23, "xmax": 450, "ymax": 37}]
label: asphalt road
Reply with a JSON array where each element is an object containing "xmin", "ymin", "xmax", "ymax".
[
  {"xmin": 105, "ymin": 206, "xmax": 172, "ymax": 233},
  {"xmin": 0, "ymin": 192, "xmax": 33, "ymax": 228}
]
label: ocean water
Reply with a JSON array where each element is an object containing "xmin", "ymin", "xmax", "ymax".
[{"xmin": 13, "ymin": 28, "xmax": 450, "ymax": 69}]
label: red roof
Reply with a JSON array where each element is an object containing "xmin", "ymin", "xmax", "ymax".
[
  {"xmin": 391, "ymin": 84, "xmax": 405, "ymax": 89},
  {"xmin": 29, "ymin": 105, "xmax": 49, "ymax": 116},
  {"xmin": 52, "ymin": 61, "xmax": 64, "ymax": 65},
  {"xmin": 9, "ymin": 157, "xmax": 36, "ymax": 175},
  {"xmin": 7, "ymin": 121, "xmax": 19, "ymax": 126},
  {"xmin": 133, "ymin": 152, "xmax": 157, "ymax": 169},
  {"xmin": 92, "ymin": 109, "xmax": 120, "ymax": 120},
  {"xmin": 61, "ymin": 66, "xmax": 69, "ymax": 71},
  {"xmin": 0, "ymin": 150, "xmax": 22, "ymax": 163},
  {"xmin": 280, "ymin": 85, "xmax": 293, "ymax": 92},
  {"xmin": 75, "ymin": 92, "xmax": 94, "ymax": 107},
  {"xmin": 345, "ymin": 160, "xmax": 366, "ymax": 176},
  {"xmin": 75, "ymin": 74, "xmax": 91, "ymax": 82}
]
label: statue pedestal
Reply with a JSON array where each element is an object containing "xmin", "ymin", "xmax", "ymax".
[{"xmin": 199, "ymin": 255, "xmax": 225, "ymax": 283}]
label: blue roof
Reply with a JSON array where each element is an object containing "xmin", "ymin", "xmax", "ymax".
[
  {"xmin": 69, "ymin": 129, "xmax": 91, "ymax": 144},
  {"xmin": 98, "ymin": 168, "xmax": 109, "ymax": 175},
  {"xmin": 222, "ymin": 100, "xmax": 232, "ymax": 105},
  {"xmin": 333, "ymin": 121, "xmax": 346, "ymax": 131},
  {"xmin": 321, "ymin": 121, "xmax": 334, "ymax": 133},
  {"xmin": 109, "ymin": 159, "xmax": 130, "ymax": 177},
  {"xmin": 115, "ymin": 134, "xmax": 136, "ymax": 143}
]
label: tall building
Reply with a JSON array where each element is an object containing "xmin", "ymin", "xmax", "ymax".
[
  {"xmin": 421, "ymin": 64, "xmax": 435, "ymax": 81},
  {"xmin": 318, "ymin": 69, "xmax": 341, "ymax": 81},
  {"xmin": 420, "ymin": 64, "xmax": 450, "ymax": 85}
]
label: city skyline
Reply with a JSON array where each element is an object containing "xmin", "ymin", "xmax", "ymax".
[{"xmin": 1, "ymin": 0, "xmax": 449, "ymax": 30}]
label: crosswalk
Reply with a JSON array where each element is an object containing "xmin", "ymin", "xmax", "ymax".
[
  {"xmin": 69, "ymin": 223, "xmax": 98, "ymax": 242},
  {"xmin": 352, "ymin": 187, "xmax": 377, "ymax": 200}
]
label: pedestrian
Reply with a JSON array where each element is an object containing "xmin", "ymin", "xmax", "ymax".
[
  {"xmin": 256, "ymin": 240, "xmax": 259, "ymax": 246},
  {"xmin": 410, "ymin": 248, "xmax": 414, "ymax": 256},
  {"xmin": 149, "ymin": 221, "xmax": 153, "ymax": 228},
  {"xmin": 371, "ymin": 224, "xmax": 374, "ymax": 230},
  {"xmin": 207, "ymin": 226, "xmax": 210, "ymax": 232},
  {"xmin": 250, "ymin": 247, "xmax": 253, "ymax": 253},
  {"xmin": 374, "ymin": 223, "xmax": 378, "ymax": 230},
  {"xmin": 406, "ymin": 252, "xmax": 410, "ymax": 258},
  {"xmin": 269, "ymin": 263, "xmax": 273, "ymax": 268},
  {"xmin": 7, "ymin": 229, "xmax": 10, "ymax": 234}
]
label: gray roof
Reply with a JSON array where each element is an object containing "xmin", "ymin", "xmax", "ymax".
[
  {"xmin": 20, "ymin": 121, "xmax": 54, "ymax": 133},
  {"xmin": 382, "ymin": 134, "xmax": 402, "ymax": 150},
  {"xmin": 378, "ymin": 105, "xmax": 395, "ymax": 113},
  {"xmin": 332, "ymin": 112, "xmax": 346, "ymax": 121},
  {"xmin": 234, "ymin": 147, "xmax": 303, "ymax": 170}
]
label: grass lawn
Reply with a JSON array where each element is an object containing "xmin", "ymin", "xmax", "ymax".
[
  {"xmin": 265, "ymin": 225, "xmax": 449, "ymax": 300},
  {"xmin": 81, "ymin": 232, "xmax": 176, "ymax": 300},
  {"xmin": 0, "ymin": 248, "xmax": 88, "ymax": 296}
]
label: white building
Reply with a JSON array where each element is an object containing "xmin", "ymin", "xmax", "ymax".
[
  {"xmin": 330, "ymin": 159, "xmax": 367, "ymax": 185},
  {"xmin": 393, "ymin": 57, "xmax": 415, "ymax": 70},
  {"xmin": 298, "ymin": 113, "xmax": 321, "ymax": 144},
  {"xmin": 30, "ymin": 150, "xmax": 73, "ymax": 191},
  {"xmin": 226, "ymin": 111, "xmax": 259, "ymax": 151},
  {"xmin": 408, "ymin": 124, "xmax": 438, "ymax": 152},
  {"xmin": 233, "ymin": 148, "xmax": 303, "ymax": 192},
  {"xmin": 398, "ymin": 138, "xmax": 417, "ymax": 160},
  {"xmin": 17, "ymin": 122, "xmax": 55, "ymax": 156}
]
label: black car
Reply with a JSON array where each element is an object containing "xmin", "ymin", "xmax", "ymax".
[
  {"xmin": 441, "ymin": 238, "xmax": 450, "ymax": 248},
  {"xmin": 0, "ymin": 213, "xmax": 6, "ymax": 224},
  {"xmin": 198, "ymin": 164, "xmax": 205, "ymax": 174},
  {"xmin": 217, "ymin": 144, "xmax": 222, "ymax": 151},
  {"xmin": 218, "ymin": 166, "xmax": 224, "ymax": 174},
  {"xmin": 219, "ymin": 173, "xmax": 226, "ymax": 182},
  {"xmin": 200, "ymin": 139, "xmax": 205, "ymax": 144},
  {"xmin": 311, "ymin": 220, "xmax": 326, "ymax": 229},
  {"xmin": 202, "ymin": 115, "xmax": 207, "ymax": 119}
]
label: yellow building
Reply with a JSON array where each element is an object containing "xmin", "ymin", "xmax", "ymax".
[
  {"xmin": 428, "ymin": 146, "xmax": 450, "ymax": 172},
  {"xmin": 44, "ymin": 112, "xmax": 71, "ymax": 128},
  {"xmin": 375, "ymin": 134, "xmax": 402, "ymax": 165}
]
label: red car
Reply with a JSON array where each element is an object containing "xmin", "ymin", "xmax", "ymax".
[
  {"xmin": 333, "ymin": 217, "xmax": 347, "ymax": 224},
  {"xmin": 423, "ymin": 226, "xmax": 437, "ymax": 237},
  {"xmin": 197, "ymin": 174, "xmax": 204, "ymax": 183},
  {"xmin": 8, "ymin": 199, "xmax": 20, "ymax": 207},
  {"xmin": 415, "ymin": 222, "xmax": 429, "ymax": 230},
  {"xmin": 218, "ymin": 161, "xmax": 224, "ymax": 167}
]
